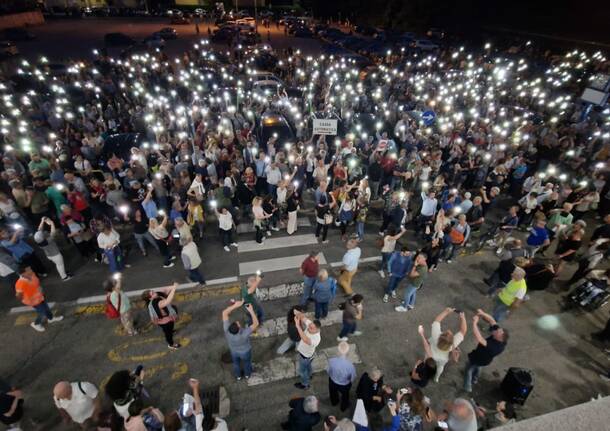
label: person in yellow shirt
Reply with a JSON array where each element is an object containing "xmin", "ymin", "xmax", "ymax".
[{"xmin": 492, "ymin": 267, "xmax": 527, "ymax": 322}]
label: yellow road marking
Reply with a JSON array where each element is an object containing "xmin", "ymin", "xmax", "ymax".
[
  {"xmin": 99, "ymin": 362, "xmax": 189, "ymax": 390},
  {"xmin": 72, "ymin": 284, "xmax": 241, "ymax": 317},
  {"xmin": 114, "ymin": 312, "xmax": 193, "ymax": 336},
  {"xmin": 108, "ymin": 336, "xmax": 191, "ymax": 362}
]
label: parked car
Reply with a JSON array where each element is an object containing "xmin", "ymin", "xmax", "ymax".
[
  {"xmin": 294, "ymin": 26, "xmax": 313, "ymax": 38},
  {"xmin": 355, "ymin": 25, "xmax": 377, "ymax": 36},
  {"xmin": 166, "ymin": 9, "xmax": 182, "ymax": 17},
  {"xmin": 1, "ymin": 28, "xmax": 35, "ymax": 42},
  {"xmin": 412, "ymin": 39, "xmax": 439, "ymax": 51},
  {"xmin": 257, "ymin": 111, "xmax": 295, "ymax": 148},
  {"xmin": 0, "ymin": 41, "xmax": 18, "ymax": 58},
  {"xmin": 104, "ymin": 32, "xmax": 135, "ymax": 47},
  {"xmin": 156, "ymin": 27, "xmax": 178, "ymax": 40},
  {"xmin": 427, "ymin": 28, "xmax": 445, "ymax": 39},
  {"xmin": 211, "ymin": 26, "xmax": 238, "ymax": 43},
  {"xmin": 143, "ymin": 34, "xmax": 165, "ymax": 49},
  {"xmin": 170, "ymin": 16, "xmax": 191, "ymax": 25},
  {"xmin": 0, "ymin": 40, "xmax": 19, "ymax": 57}
]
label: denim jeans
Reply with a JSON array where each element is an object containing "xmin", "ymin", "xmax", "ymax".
[
  {"xmin": 104, "ymin": 245, "xmax": 125, "ymax": 273},
  {"xmin": 315, "ymin": 301, "xmax": 329, "ymax": 319},
  {"xmin": 385, "ymin": 275, "xmax": 404, "ymax": 294},
  {"xmin": 300, "ymin": 276, "xmax": 316, "ymax": 306},
  {"xmin": 134, "ymin": 231, "xmax": 159, "ymax": 254},
  {"xmin": 380, "ymin": 252, "xmax": 391, "ymax": 271},
  {"xmin": 464, "ymin": 361, "xmax": 481, "ymax": 392},
  {"xmin": 188, "ymin": 269, "xmax": 205, "ymax": 284},
  {"xmin": 298, "ymin": 354, "xmax": 314, "ymax": 387},
  {"xmin": 356, "ymin": 221, "xmax": 365, "ymax": 240},
  {"xmin": 276, "ymin": 337, "xmax": 297, "ymax": 355},
  {"xmin": 231, "ymin": 349, "xmax": 253, "ymax": 378},
  {"xmin": 339, "ymin": 321, "xmax": 356, "ymax": 338},
  {"xmin": 492, "ymin": 298, "xmax": 510, "ymax": 322},
  {"xmin": 402, "ymin": 284, "xmax": 417, "ymax": 308},
  {"xmin": 33, "ymin": 301, "xmax": 53, "ymax": 325},
  {"xmin": 221, "ymin": 229, "xmax": 233, "ymax": 247}
]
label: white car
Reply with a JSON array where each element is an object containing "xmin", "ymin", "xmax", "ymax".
[
  {"xmin": 252, "ymin": 79, "xmax": 282, "ymax": 97},
  {"xmin": 249, "ymin": 72, "xmax": 284, "ymax": 86}
]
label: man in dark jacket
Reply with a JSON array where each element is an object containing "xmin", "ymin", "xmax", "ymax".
[{"xmin": 281, "ymin": 395, "xmax": 320, "ymax": 431}]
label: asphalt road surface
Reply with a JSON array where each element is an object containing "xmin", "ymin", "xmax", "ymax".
[
  {"xmin": 8, "ymin": 16, "xmax": 322, "ymax": 64},
  {"xmin": 0, "ymin": 17, "xmax": 609, "ymax": 431},
  {"xmin": 1, "ymin": 194, "xmax": 609, "ymax": 429}
]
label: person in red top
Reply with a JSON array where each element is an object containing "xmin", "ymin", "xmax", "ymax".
[
  {"xmin": 15, "ymin": 265, "xmax": 63, "ymax": 332},
  {"xmin": 67, "ymin": 184, "xmax": 92, "ymax": 223},
  {"xmin": 299, "ymin": 252, "xmax": 320, "ymax": 307}
]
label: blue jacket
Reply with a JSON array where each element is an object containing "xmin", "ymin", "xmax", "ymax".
[
  {"xmin": 388, "ymin": 251, "xmax": 412, "ymax": 278},
  {"xmin": 313, "ymin": 278, "xmax": 336, "ymax": 303}
]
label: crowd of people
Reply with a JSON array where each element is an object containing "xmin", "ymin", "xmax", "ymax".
[{"xmin": 0, "ymin": 12, "xmax": 609, "ymax": 431}]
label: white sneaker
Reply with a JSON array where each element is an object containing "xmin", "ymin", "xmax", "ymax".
[
  {"xmin": 337, "ymin": 336, "xmax": 348, "ymax": 342},
  {"xmin": 266, "ymin": 231, "xmax": 272, "ymax": 237},
  {"xmin": 230, "ymin": 243, "xmax": 238, "ymax": 247},
  {"xmin": 352, "ymin": 331, "xmax": 363, "ymax": 336},
  {"xmin": 30, "ymin": 322, "xmax": 45, "ymax": 332},
  {"xmin": 163, "ymin": 262, "xmax": 175, "ymax": 268},
  {"xmin": 382, "ymin": 294, "xmax": 389, "ymax": 303},
  {"xmin": 391, "ymin": 291, "xmax": 397, "ymax": 299},
  {"xmin": 224, "ymin": 246, "xmax": 230, "ymax": 252},
  {"xmin": 447, "ymin": 259, "xmax": 453, "ymax": 263},
  {"xmin": 378, "ymin": 270, "xmax": 385, "ymax": 278},
  {"xmin": 271, "ymin": 226, "xmax": 280, "ymax": 231},
  {"xmin": 395, "ymin": 305, "xmax": 408, "ymax": 312},
  {"xmin": 496, "ymin": 248, "xmax": 503, "ymax": 254},
  {"xmin": 48, "ymin": 315, "xmax": 64, "ymax": 324}
]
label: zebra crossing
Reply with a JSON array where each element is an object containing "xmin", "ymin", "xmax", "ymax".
[{"xmin": 232, "ymin": 219, "xmax": 362, "ymax": 386}]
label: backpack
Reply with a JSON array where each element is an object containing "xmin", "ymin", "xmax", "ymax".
[
  {"xmin": 329, "ymin": 278, "xmax": 337, "ymax": 298},
  {"xmin": 105, "ymin": 293, "xmax": 121, "ymax": 319}
]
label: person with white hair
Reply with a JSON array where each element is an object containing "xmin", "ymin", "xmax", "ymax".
[
  {"xmin": 281, "ymin": 395, "xmax": 321, "ymax": 431},
  {"xmin": 327, "ymin": 341, "xmax": 357, "ymax": 412},
  {"xmin": 53, "ymin": 380, "xmax": 101, "ymax": 428},
  {"xmin": 492, "ymin": 267, "xmax": 527, "ymax": 322},
  {"xmin": 460, "ymin": 191, "xmax": 473, "ymax": 214}
]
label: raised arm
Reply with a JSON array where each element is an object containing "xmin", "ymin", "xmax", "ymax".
[
  {"xmin": 246, "ymin": 303, "xmax": 259, "ymax": 331},
  {"xmin": 434, "ymin": 307, "xmax": 453, "ymax": 323},
  {"xmin": 471, "ymin": 315, "xmax": 487, "ymax": 346},
  {"xmin": 458, "ymin": 311, "xmax": 468, "ymax": 336},
  {"xmin": 418, "ymin": 325, "xmax": 433, "ymax": 358},
  {"xmin": 158, "ymin": 283, "xmax": 178, "ymax": 309},
  {"xmin": 476, "ymin": 308, "xmax": 497, "ymax": 326},
  {"xmin": 221, "ymin": 299, "xmax": 244, "ymax": 321},
  {"xmin": 294, "ymin": 316, "xmax": 311, "ymax": 345}
]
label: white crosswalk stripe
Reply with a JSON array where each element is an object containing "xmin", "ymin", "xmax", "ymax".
[
  {"xmin": 237, "ymin": 234, "xmax": 318, "ymax": 253},
  {"xmin": 239, "ymin": 253, "xmax": 328, "ymax": 276},
  {"xmin": 254, "ymin": 309, "xmax": 343, "ymax": 338},
  {"xmin": 236, "ymin": 217, "xmax": 311, "ymax": 234},
  {"xmin": 246, "ymin": 343, "xmax": 362, "ymax": 386}
]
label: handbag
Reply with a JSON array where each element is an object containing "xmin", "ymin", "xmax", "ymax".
[
  {"xmin": 105, "ymin": 293, "xmax": 121, "ymax": 319},
  {"xmin": 324, "ymin": 213, "xmax": 334, "ymax": 225},
  {"xmin": 449, "ymin": 228, "xmax": 465, "ymax": 244}
]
